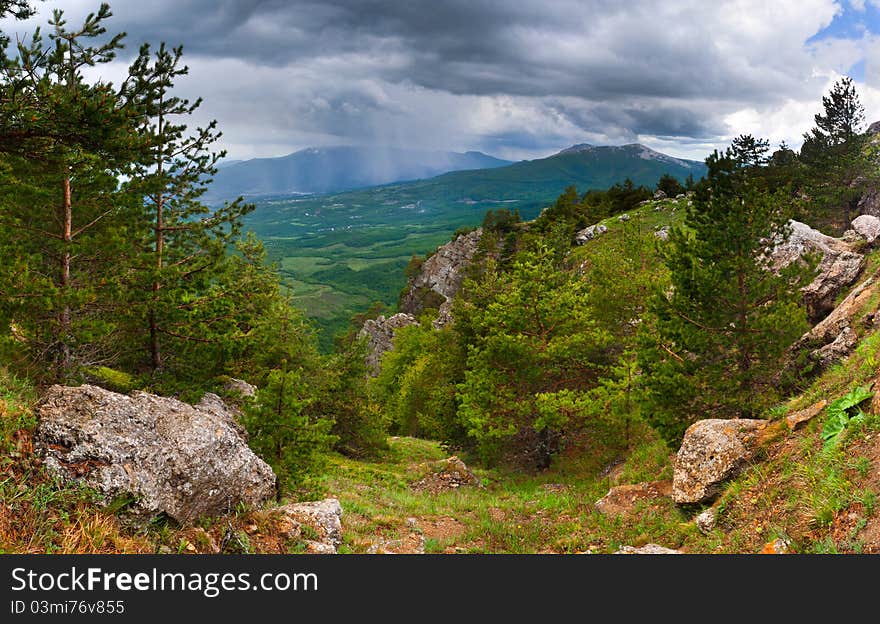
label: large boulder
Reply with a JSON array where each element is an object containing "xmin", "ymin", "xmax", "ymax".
[
  {"xmin": 399, "ymin": 228, "xmax": 482, "ymax": 328},
  {"xmin": 358, "ymin": 313, "xmax": 419, "ymax": 376},
  {"xmin": 852, "ymin": 214, "xmax": 880, "ymax": 245},
  {"xmin": 770, "ymin": 220, "xmax": 865, "ymax": 321},
  {"xmin": 34, "ymin": 385, "xmax": 277, "ymax": 524},
  {"xmin": 672, "ymin": 418, "xmax": 768, "ymax": 504}
]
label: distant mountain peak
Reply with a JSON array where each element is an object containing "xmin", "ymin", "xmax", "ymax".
[
  {"xmin": 553, "ymin": 142, "xmax": 700, "ymax": 168},
  {"xmin": 557, "ymin": 143, "xmax": 595, "ymax": 155}
]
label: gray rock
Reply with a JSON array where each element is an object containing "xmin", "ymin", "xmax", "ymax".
[
  {"xmin": 618, "ymin": 213, "xmax": 631, "ymax": 222},
  {"xmin": 672, "ymin": 418, "xmax": 768, "ymax": 504},
  {"xmin": 867, "ymin": 120, "xmax": 880, "ymax": 135},
  {"xmin": 695, "ymin": 508, "xmax": 717, "ymax": 534},
  {"xmin": 399, "ymin": 228, "xmax": 482, "ymax": 327},
  {"xmin": 852, "ymin": 214, "xmax": 880, "ymax": 244},
  {"xmin": 275, "ymin": 498, "xmax": 343, "ymax": 554},
  {"xmin": 811, "ymin": 325, "xmax": 858, "ymax": 368},
  {"xmin": 654, "ymin": 226, "xmax": 670, "ymax": 241},
  {"xmin": 769, "ymin": 220, "xmax": 864, "ymax": 321},
  {"xmin": 857, "ymin": 186, "xmax": 880, "ymax": 218},
  {"xmin": 575, "ymin": 224, "xmax": 608, "ymax": 245},
  {"xmin": 410, "ymin": 455, "xmax": 482, "ymax": 493},
  {"xmin": 615, "ymin": 544, "xmax": 682, "ymax": 554},
  {"xmin": 358, "ymin": 313, "xmax": 419, "ymax": 376},
  {"xmin": 34, "ymin": 385, "xmax": 277, "ymax": 524},
  {"xmin": 791, "ymin": 271, "xmax": 879, "ymax": 370},
  {"xmin": 653, "ymin": 189, "xmax": 667, "ymax": 200},
  {"xmin": 223, "ymin": 378, "xmax": 256, "ymax": 398}
]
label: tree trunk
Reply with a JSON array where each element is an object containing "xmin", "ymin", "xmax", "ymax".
[{"xmin": 58, "ymin": 175, "xmax": 72, "ymax": 378}]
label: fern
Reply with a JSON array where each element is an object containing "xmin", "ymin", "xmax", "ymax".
[{"xmin": 821, "ymin": 386, "xmax": 873, "ymax": 451}]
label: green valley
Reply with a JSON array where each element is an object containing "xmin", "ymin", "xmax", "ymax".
[{"xmin": 244, "ymin": 143, "xmax": 706, "ymax": 349}]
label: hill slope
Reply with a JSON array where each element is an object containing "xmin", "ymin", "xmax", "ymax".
[
  {"xmin": 204, "ymin": 145, "xmax": 513, "ymax": 202},
  {"xmin": 243, "ymin": 143, "xmax": 707, "ymax": 348}
]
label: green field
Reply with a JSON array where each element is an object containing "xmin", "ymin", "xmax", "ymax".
[{"xmin": 247, "ymin": 194, "xmax": 527, "ymax": 350}]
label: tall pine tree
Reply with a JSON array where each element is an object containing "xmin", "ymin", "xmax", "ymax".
[
  {"xmin": 120, "ymin": 42, "xmax": 253, "ymax": 374},
  {"xmin": 800, "ymin": 76, "xmax": 872, "ymax": 230},
  {"xmin": 638, "ymin": 147, "xmax": 811, "ymax": 445},
  {"xmin": 0, "ymin": 4, "xmax": 145, "ymax": 379}
]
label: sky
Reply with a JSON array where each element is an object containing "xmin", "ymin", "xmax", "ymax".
[{"xmin": 3, "ymin": 0, "xmax": 880, "ymax": 163}]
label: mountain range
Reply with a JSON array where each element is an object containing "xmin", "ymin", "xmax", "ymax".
[{"xmin": 204, "ymin": 146, "xmax": 512, "ymax": 202}]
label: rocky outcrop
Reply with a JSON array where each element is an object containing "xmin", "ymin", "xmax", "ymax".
[
  {"xmin": 358, "ymin": 313, "xmax": 419, "ymax": 376},
  {"xmin": 653, "ymin": 189, "xmax": 668, "ymax": 200},
  {"xmin": 672, "ymin": 418, "xmax": 768, "ymax": 504},
  {"xmin": 770, "ymin": 220, "xmax": 865, "ymax": 321},
  {"xmin": 594, "ymin": 481, "xmax": 672, "ymax": 517},
  {"xmin": 852, "ymin": 214, "xmax": 880, "ymax": 245},
  {"xmin": 273, "ymin": 498, "xmax": 343, "ymax": 554},
  {"xmin": 791, "ymin": 268, "xmax": 880, "ymax": 369},
  {"xmin": 399, "ymin": 229, "xmax": 482, "ymax": 328},
  {"xmin": 575, "ymin": 223, "xmax": 607, "ymax": 245},
  {"xmin": 34, "ymin": 385, "xmax": 276, "ymax": 524}
]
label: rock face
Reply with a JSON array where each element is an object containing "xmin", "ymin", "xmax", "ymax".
[
  {"xmin": 274, "ymin": 498, "xmax": 343, "ymax": 554},
  {"xmin": 358, "ymin": 313, "xmax": 419, "ymax": 376},
  {"xmin": 857, "ymin": 187, "xmax": 880, "ymax": 219},
  {"xmin": 770, "ymin": 220, "xmax": 865, "ymax": 321},
  {"xmin": 852, "ymin": 214, "xmax": 880, "ymax": 245},
  {"xmin": 34, "ymin": 385, "xmax": 277, "ymax": 524},
  {"xmin": 575, "ymin": 223, "xmax": 608, "ymax": 245},
  {"xmin": 399, "ymin": 228, "xmax": 482, "ymax": 328},
  {"xmin": 672, "ymin": 418, "xmax": 768, "ymax": 504},
  {"xmin": 791, "ymin": 268, "xmax": 880, "ymax": 369}
]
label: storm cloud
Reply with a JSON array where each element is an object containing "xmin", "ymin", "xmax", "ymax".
[{"xmin": 2, "ymin": 0, "xmax": 877, "ymax": 160}]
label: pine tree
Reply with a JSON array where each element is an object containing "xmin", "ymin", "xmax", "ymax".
[
  {"xmin": 0, "ymin": 4, "xmax": 145, "ymax": 379},
  {"xmin": 730, "ymin": 134, "xmax": 770, "ymax": 167},
  {"xmin": 454, "ymin": 244, "xmax": 612, "ymax": 468},
  {"xmin": 800, "ymin": 77, "xmax": 871, "ymax": 229},
  {"xmin": 638, "ymin": 148, "xmax": 811, "ymax": 445},
  {"xmin": 120, "ymin": 42, "xmax": 253, "ymax": 374}
]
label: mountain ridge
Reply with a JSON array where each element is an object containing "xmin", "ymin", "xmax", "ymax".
[{"xmin": 205, "ymin": 145, "xmax": 513, "ymax": 202}]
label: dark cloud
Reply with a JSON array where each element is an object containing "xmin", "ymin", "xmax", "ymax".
[{"xmin": 3, "ymin": 1, "xmax": 853, "ymax": 159}]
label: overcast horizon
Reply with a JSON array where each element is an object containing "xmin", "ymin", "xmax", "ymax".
[{"xmin": 3, "ymin": 0, "xmax": 880, "ymax": 163}]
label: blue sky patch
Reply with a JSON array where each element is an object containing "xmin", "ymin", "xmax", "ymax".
[{"xmin": 807, "ymin": 2, "xmax": 880, "ymax": 44}]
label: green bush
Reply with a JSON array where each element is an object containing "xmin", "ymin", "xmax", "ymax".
[{"xmin": 240, "ymin": 368, "xmax": 337, "ymax": 495}]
